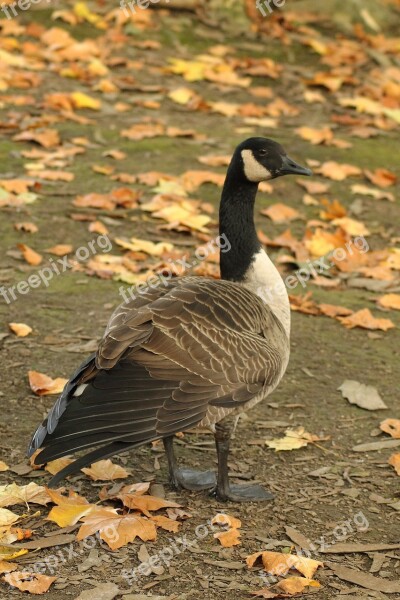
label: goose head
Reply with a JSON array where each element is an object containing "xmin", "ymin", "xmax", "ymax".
[{"xmin": 235, "ymin": 137, "xmax": 312, "ymax": 183}]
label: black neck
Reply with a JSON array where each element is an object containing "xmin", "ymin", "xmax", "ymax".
[{"xmin": 219, "ymin": 165, "xmax": 261, "ymax": 282}]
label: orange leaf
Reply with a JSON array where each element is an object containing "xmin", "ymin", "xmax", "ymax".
[
  {"xmin": 214, "ymin": 529, "xmax": 241, "ymax": 547},
  {"xmin": 35, "ymin": 170, "xmax": 74, "ymax": 182},
  {"xmin": 389, "ymin": 453, "xmax": 400, "ymax": 475},
  {"xmin": 319, "ymin": 304, "xmax": 353, "ymax": 318},
  {"xmin": 8, "ymin": 323, "xmax": 32, "ymax": 337},
  {"xmin": 365, "ymin": 168, "xmax": 397, "ymax": 188},
  {"xmin": 317, "ymin": 161, "xmax": 362, "ymax": 181},
  {"xmin": 45, "ymin": 457, "xmax": 74, "ymax": 475},
  {"xmin": 261, "ymin": 203, "xmax": 301, "ymax": 223},
  {"xmin": 295, "ymin": 126, "xmax": 333, "ymax": 145},
  {"xmin": 28, "ymin": 371, "xmax": 68, "ymax": 396},
  {"xmin": 45, "ymin": 244, "xmax": 73, "ymax": 256},
  {"xmin": 17, "ymin": 244, "xmax": 42, "ymax": 266},
  {"xmin": 380, "ymin": 419, "xmax": 400, "ymax": 439},
  {"xmin": 247, "ymin": 550, "xmax": 323, "ymax": 579},
  {"xmin": 338, "ymin": 308, "xmax": 395, "ymax": 331},
  {"xmin": 2, "ymin": 571, "xmax": 56, "ymax": 594},
  {"xmin": 46, "ymin": 488, "xmax": 94, "ymax": 527},
  {"xmin": 150, "ymin": 515, "xmax": 181, "ymax": 532},
  {"xmin": 14, "ymin": 222, "xmax": 38, "ymax": 233},
  {"xmin": 13, "ymin": 129, "xmax": 60, "ymax": 148},
  {"xmin": 275, "ymin": 576, "xmax": 321, "ymax": 594},
  {"xmin": 118, "ymin": 492, "xmax": 180, "ymax": 515},
  {"xmin": 81, "ymin": 459, "xmax": 130, "ymax": 481},
  {"xmin": 77, "ymin": 506, "xmax": 157, "ymax": 549},
  {"xmin": 211, "ymin": 513, "xmax": 242, "ymax": 529},
  {"xmin": 377, "ymin": 294, "xmax": 400, "ymax": 311}
]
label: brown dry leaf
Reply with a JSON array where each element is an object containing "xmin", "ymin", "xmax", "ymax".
[
  {"xmin": 377, "ymin": 294, "xmax": 400, "ymax": 311},
  {"xmin": 117, "ymin": 491, "xmax": 180, "ymax": 515},
  {"xmin": 2, "ymin": 571, "xmax": 56, "ymax": 594},
  {"xmin": 320, "ymin": 199, "xmax": 347, "ymax": 220},
  {"xmin": 14, "ymin": 222, "xmax": 38, "ymax": 233},
  {"xmin": 295, "ymin": 126, "xmax": 333, "ymax": 145},
  {"xmin": 332, "ymin": 217, "xmax": 370, "ymax": 236},
  {"xmin": 338, "ymin": 308, "xmax": 395, "ymax": 331},
  {"xmin": 388, "ymin": 453, "xmax": 400, "ymax": 475},
  {"xmin": 8, "ymin": 323, "xmax": 32, "ymax": 337},
  {"xmin": 212, "ymin": 513, "xmax": 242, "ymax": 547},
  {"xmin": 275, "ymin": 577, "xmax": 321, "ymax": 594},
  {"xmin": 319, "ymin": 303, "xmax": 353, "ymax": 318},
  {"xmin": 266, "ymin": 427, "xmax": 328, "ymax": 451},
  {"xmin": 261, "ymin": 203, "xmax": 301, "ymax": 223},
  {"xmin": 317, "ymin": 161, "xmax": 362, "ymax": 181},
  {"xmin": 247, "ymin": 550, "xmax": 323, "ymax": 578},
  {"xmin": 35, "ymin": 170, "xmax": 74, "ymax": 182},
  {"xmin": 45, "ymin": 457, "xmax": 74, "ymax": 475},
  {"xmin": 28, "ymin": 371, "xmax": 68, "ymax": 396},
  {"xmin": 0, "ymin": 482, "xmax": 51, "ymax": 508},
  {"xmin": 13, "ymin": 129, "xmax": 60, "ymax": 148},
  {"xmin": 380, "ymin": 419, "xmax": 400, "ymax": 439},
  {"xmin": 365, "ymin": 168, "xmax": 397, "ymax": 188},
  {"xmin": 289, "ymin": 293, "xmax": 320, "ymax": 316},
  {"xmin": 81, "ymin": 459, "xmax": 130, "ymax": 481},
  {"xmin": 0, "ymin": 560, "xmax": 18, "ymax": 573},
  {"xmin": 45, "ymin": 244, "xmax": 73, "ymax": 256},
  {"xmin": 0, "ymin": 462, "xmax": 9, "ymax": 473},
  {"xmin": 77, "ymin": 506, "xmax": 157, "ymax": 549},
  {"xmin": 351, "ymin": 184, "xmax": 394, "ymax": 202},
  {"xmin": 17, "ymin": 243, "xmax": 42, "ymax": 266},
  {"xmin": 121, "ymin": 122, "xmax": 164, "ymax": 141},
  {"xmin": 150, "ymin": 515, "xmax": 181, "ymax": 533},
  {"xmin": 297, "ymin": 180, "xmax": 330, "ymax": 194}
]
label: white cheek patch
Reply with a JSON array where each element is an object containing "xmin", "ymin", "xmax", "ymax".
[{"xmin": 241, "ymin": 149, "xmax": 272, "ymax": 182}]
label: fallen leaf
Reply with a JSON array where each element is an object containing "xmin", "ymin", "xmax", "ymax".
[
  {"xmin": 212, "ymin": 513, "xmax": 242, "ymax": 547},
  {"xmin": 77, "ymin": 506, "xmax": 157, "ymax": 549},
  {"xmin": 0, "ymin": 483, "xmax": 51, "ymax": 507},
  {"xmin": 266, "ymin": 427, "xmax": 328, "ymax": 451},
  {"xmin": 380, "ymin": 419, "xmax": 400, "ymax": 439},
  {"xmin": 247, "ymin": 550, "xmax": 323, "ymax": 578},
  {"xmin": 81, "ymin": 460, "xmax": 130, "ymax": 481},
  {"xmin": 28, "ymin": 371, "xmax": 68, "ymax": 396},
  {"xmin": 46, "ymin": 488, "xmax": 94, "ymax": 527},
  {"xmin": 261, "ymin": 203, "xmax": 301, "ymax": 223},
  {"xmin": 377, "ymin": 294, "xmax": 400, "ymax": 311},
  {"xmin": 275, "ymin": 576, "xmax": 320, "ymax": 594},
  {"xmin": 45, "ymin": 457, "xmax": 74, "ymax": 475},
  {"xmin": 17, "ymin": 243, "xmax": 42, "ymax": 266},
  {"xmin": 338, "ymin": 309, "xmax": 395, "ymax": 331},
  {"xmin": 388, "ymin": 453, "xmax": 400, "ymax": 475},
  {"xmin": 2, "ymin": 571, "xmax": 56, "ymax": 594},
  {"xmin": 0, "ymin": 462, "xmax": 9, "ymax": 472},
  {"xmin": 45, "ymin": 244, "xmax": 73, "ymax": 256},
  {"xmin": 297, "ymin": 180, "xmax": 330, "ymax": 194},
  {"xmin": 338, "ymin": 380, "xmax": 387, "ymax": 410},
  {"xmin": 14, "ymin": 222, "xmax": 38, "ymax": 233},
  {"xmin": 71, "ymin": 91, "xmax": 101, "ymax": 110},
  {"xmin": 13, "ymin": 129, "xmax": 60, "ymax": 148},
  {"xmin": 8, "ymin": 323, "xmax": 32, "ymax": 337},
  {"xmin": 365, "ymin": 168, "xmax": 397, "ymax": 188},
  {"xmin": 316, "ymin": 161, "xmax": 362, "ymax": 181},
  {"xmin": 295, "ymin": 126, "xmax": 333, "ymax": 145}
]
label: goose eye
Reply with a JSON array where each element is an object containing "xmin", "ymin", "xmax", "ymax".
[{"xmin": 258, "ymin": 149, "xmax": 267, "ymax": 156}]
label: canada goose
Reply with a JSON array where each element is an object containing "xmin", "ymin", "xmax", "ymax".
[{"xmin": 28, "ymin": 137, "xmax": 311, "ymax": 502}]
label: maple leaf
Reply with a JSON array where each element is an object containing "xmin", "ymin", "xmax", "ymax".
[
  {"xmin": 261, "ymin": 203, "xmax": 301, "ymax": 224},
  {"xmin": 0, "ymin": 483, "xmax": 51, "ymax": 508},
  {"xmin": 45, "ymin": 458, "xmax": 74, "ymax": 476},
  {"xmin": 8, "ymin": 323, "xmax": 32, "ymax": 337},
  {"xmin": 28, "ymin": 371, "xmax": 68, "ymax": 396},
  {"xmin": 265, "ymin": 427, "xmax": 329, "ymax": 451},
  {"xmin": 77, "ymin": 507, "xmax": 157, "ymax": 549},
  {"xmin": 380, "ymin": 419, "xmax": 400, "ymax": 439},
  {"xmin": 338, "ymin": 308, "xmax": 395, "ymax": 331},
  {"xmin": 150, "ymin": 515, "xmax": 181, "ymax": 533},
  {"xmin": 81, "ymin": 459, "xmax": 130, "ymax": 481},
  {"xmin": 117, "ymin": 492, "xmax": 180, "ymax": 516},
  {"xmin": 247, "ymin": 550, "xmax": 323, "ymax": 579},
  {"xmin": 46, "ymin": 489, "xmax": 94, "ymax": 527},
  {"xmin": 2, "ymin": 571, "xmax": 56, "ymax": 594}
]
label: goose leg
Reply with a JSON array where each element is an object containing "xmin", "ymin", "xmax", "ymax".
[
  {"xmin": 163, "ymin": 436, "xmax": 216, "ymax": 491},
  {"xmin": 213, "ymin": 419, "xmax": 274, "ymax": 502}
]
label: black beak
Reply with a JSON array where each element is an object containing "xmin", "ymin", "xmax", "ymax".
[{"xmin": 281, "ymin": 155, "xmax": 312, "ymax": 177}]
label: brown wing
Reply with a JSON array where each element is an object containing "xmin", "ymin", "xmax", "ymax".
[{"xmin": 29, "ymin": 277, "xmax": 288, "ymax": 474}]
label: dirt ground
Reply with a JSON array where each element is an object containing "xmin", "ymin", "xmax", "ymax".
[{"xmin": 0, "ymin": 3, "xmax": 399, "ymax": 600}]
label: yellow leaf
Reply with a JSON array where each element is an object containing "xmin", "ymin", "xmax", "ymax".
[
  {"xmin": 70, "ymin": 91, "xmax": 101, "ymax": 111},
  {"xmin": 266, "ymin": 427, "xmax": 328, "ymax": 451},
  {"xmin": 81, "ymin": 459, "xmax": 130, "ymax": 481},
  {"xmin": 47, "ymin": 504, "xmax": 94, "ymax": 527},
  {"xmin": 0, "ymin": 547, "xmax": 28, "ymax": 561},
  {"xmin": 0, "ymin": 462, "xmax": 9, "ymax": 472},
  {"xmin": 8, "ymin": 323, "xmax": 32, "ymax": 337},
  {"xmin": 0, "ymin": 483, "xmax": 51, "ymax": 508},
  {"xmin": 45, "ymin": 457, "xmax": 74, "ymax": 475},
  {"xmin": 247, "ymin": 550, "xmax": 323, "ymax": 579}
]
